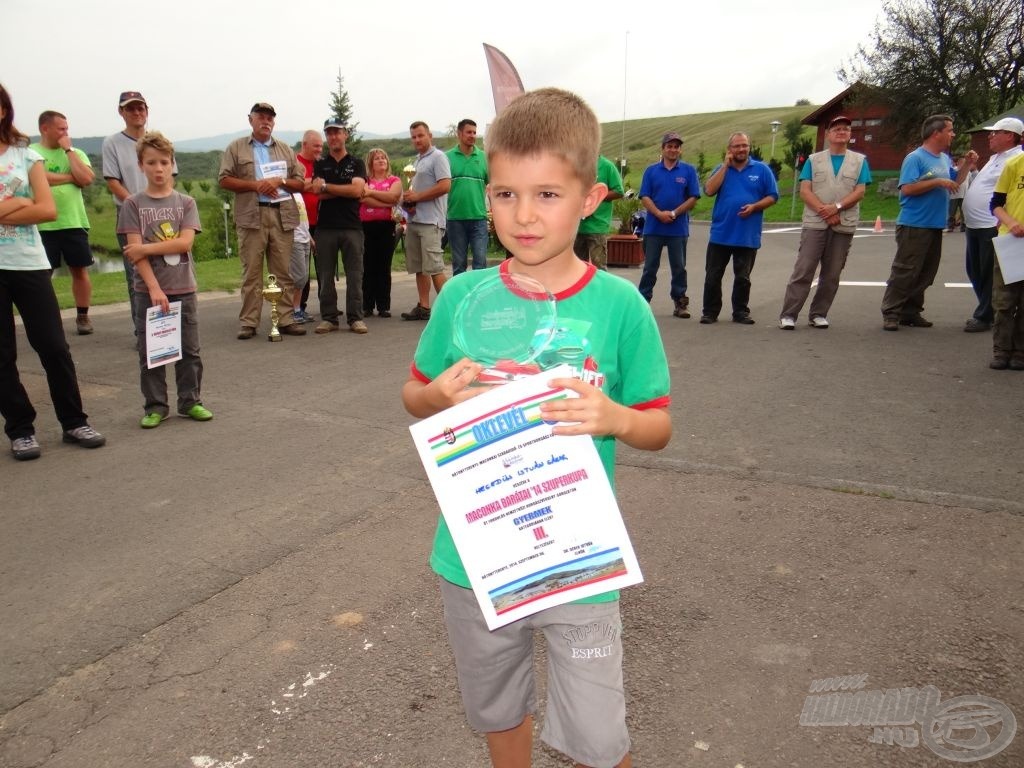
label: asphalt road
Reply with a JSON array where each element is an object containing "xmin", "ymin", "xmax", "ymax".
[{"xmin": 2, "ymin": 223, "xmax": 1021, "ymax": 768}]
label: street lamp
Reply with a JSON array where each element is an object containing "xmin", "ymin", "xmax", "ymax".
[
  {"xmin": 222, "ymin": 201, "xmax": 231, "ymax": 257},
  {"xmin": 769, "ymin": 120, "xmax": 782, "ymax": 159}
]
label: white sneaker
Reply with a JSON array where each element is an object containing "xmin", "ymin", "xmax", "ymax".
[
  {"xmin": 778, "ymin": 316, "xmax": 796, "ymax": 330},
  {"xmin": 809, "ymin": 316, "xmax": 830, "ymax": 329}
]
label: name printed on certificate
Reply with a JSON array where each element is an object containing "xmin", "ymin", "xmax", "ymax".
[
  {"xmin": 259, "ymin": 160, "xmax": 292, "ymax": 203},
  {"xmin": 145, "ymin": 301, "xmax": 183, "ymax": 369},
  {"xmin": 409, "ymin": 364, "xmax": 643, "ymax": 630}
]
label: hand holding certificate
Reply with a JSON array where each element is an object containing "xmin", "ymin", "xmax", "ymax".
[
  {"xmin": 145, "ymin": 301, "xmax": 183, "ymax": 369},
  {"xmin": 408, "ymin": 365, "xmax": 643, "ymax": 629}
]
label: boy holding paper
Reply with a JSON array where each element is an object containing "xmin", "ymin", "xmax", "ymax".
[
  {"xmin": 402, "ymin": 88, "xmax": 671, "ymax": 768},
  {"xmin": 118, "ymin": 132, "xmax": 211, "ymax": 428}
]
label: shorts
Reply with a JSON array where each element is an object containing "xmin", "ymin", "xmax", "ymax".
[
  {"xmin": 405, "ymin": 221, "xmax": 446, "ymax": 275},
  {"xmin": 41, "ymin": 228, "xmax": 94, "ymax": 269},
  {"xmin": 439, "ymin": 578, "xmax": 630, "ymax": 767},
  {"xmin": 290, "ymin": 239, "xmax": 310, "ymax": 293}
]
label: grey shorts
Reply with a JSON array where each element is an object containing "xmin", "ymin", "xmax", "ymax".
[
  {"xmin": 406, "ymin": 222, "xmax": 445, "ymax": 275},
  {"xmin": 290, "ymin": 239, "xmax": 310, "ymax": 292},
  {"xmin": 439, "ymin": 578, "xmax": 630, "ymax": 767}
]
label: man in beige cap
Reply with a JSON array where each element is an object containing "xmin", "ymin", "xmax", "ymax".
[{"xmin": 219, "ymin": 103, "xmax": 307, "ymax": 339}]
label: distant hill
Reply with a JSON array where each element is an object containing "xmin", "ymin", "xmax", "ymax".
[
  {"xmin": 63, "ymin": 105, "xmax": 821, "ymax": 183},
  {"xmin": 66, "ymin": 128, "xmax": 397, "ymax": 157}
]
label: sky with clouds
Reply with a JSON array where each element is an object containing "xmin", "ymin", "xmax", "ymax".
[{"xmin": 5, "ymin": 0, "xmax": 889, "ymax": 140}]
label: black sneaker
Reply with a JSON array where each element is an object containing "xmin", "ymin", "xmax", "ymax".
[
  {"xmin": 401, "ymin": 304, "xmax": 431, "ymax": 321},
  {"xmin": 899, "ymin": 315, "xmax": 933, "ymax": 328},
  {"xmin": 699, "ymin": 315, "xmax": 717, "ymax": 324}
]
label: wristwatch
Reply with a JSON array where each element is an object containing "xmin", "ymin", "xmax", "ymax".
[
  {"xmin": 835, "ymin": 201, "xmax": 843, "ymax": 211},
  {"xmin": 669, "ymin": 210, "xmax": 677, "ymax": 220}
]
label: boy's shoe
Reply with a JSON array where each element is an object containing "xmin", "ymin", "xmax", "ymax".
[
  {"xmin": 989, "ymin": 355, "xmax": 1009, "ymax": 370},
  {"xmin": 883, "ymin": 317, "xmax": 899, "ymax": 331},
  {"xmin": 379, "ymin": 310, "xmax": 392, "ymax": 318},
  {"xmin": 315, "ymin": 320, "xmax": 339, "ymax": 334},
  {"xmin": 76, "ymin": 316, "xmax": 94, "ymax": 335},
  {"xmin": 699, "ymin": 315, "xmax": 717, "ymax": 324},
  {"xmin": 11, "ymin": 435, "xmax": 41, "ymax": 461},
  {"xmin": 292, "ymin": 309, "xmax": 306, "ymax": 324},
  {"xmin": 672, "ymin": 297, "xmax": 690, "ymax": 318},
  {"xmin": 963, "ymin": 318, "xmax": 991, "ymax": 332},
  {"xmin": 278, "ymin": 323, "xmax": 306, "ymax": 336},
  {"xmin": 401, "ymin": 304, "xmax": 431, "ymax": 321},
  {"xmin": 62, "ymin": 424, "xmax": 106, "ymax": 448},
  {"xmin": 140, "ymin": 412, "xmax": 169, "ymax": 429},
  {"xmin": 732, "ymin": 315, "xmax": 755, "ymax": 325},
  {"xmin": 809, "ymin": 316, "xmax": 830, "ymax": 329},
  {"xmin": 350, "ymin": 320, "xmax": 369, "ymax": 334},
  {"xmin": 778, "ymin": 316, "xmax": 796, "ymax": 330},
  {"xmin": 179, "ymin": 404, "xmax": 213, "ymax": 421},
  {"xmin": 1010, "ymin": 357, "xmax": 1024, "ymax": 371},
  {"xmin": 237, "ymin": 326, "xmax": 256, "ymax": 340}
]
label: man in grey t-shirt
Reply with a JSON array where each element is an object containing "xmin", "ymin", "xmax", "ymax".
[
  {"xmin": 101, "ymin": 91, "xmax": 177, "ymax": 327},
  {"xmin": 400, "ymin": 121, "xmax": 451, "ymax": 321}
]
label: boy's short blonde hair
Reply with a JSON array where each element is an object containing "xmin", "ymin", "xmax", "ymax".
[
  {"xmin": 136, "ymin": 131, "xmax": 175, "ymax": 162},
  {"xmin": 486, "ymin": 88, "xmax": 599, "ymax": 188}
]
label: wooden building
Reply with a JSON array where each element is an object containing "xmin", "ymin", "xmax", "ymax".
[{"xmin": 801, "ymin": 85, "xmax": 905, "ymax": 171}]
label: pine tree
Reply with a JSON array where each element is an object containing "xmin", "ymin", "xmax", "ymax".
[{"xmin": 328, "ymin": 69, "xmax": 360, "ymax": 148}]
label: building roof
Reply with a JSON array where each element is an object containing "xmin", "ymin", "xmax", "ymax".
[{"xmin": 967, "ymin": 103, "xmax": 1024, "ymax": 133}]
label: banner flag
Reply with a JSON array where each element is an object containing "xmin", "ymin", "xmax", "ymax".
[{"xmin": 483, "ymin": 43, "xmax": 526, "ymax": 115}]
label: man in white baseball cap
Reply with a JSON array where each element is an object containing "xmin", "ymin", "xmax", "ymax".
[{"xmin": 960, "ymin": 116, "xmax": 1023, "ymax": 332}]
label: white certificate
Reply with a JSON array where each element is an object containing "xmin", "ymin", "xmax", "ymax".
[
  {"xmin": 145, "ymin": 301, "xmax": 183, "ymax": 369},
  {"xmin": 409, "ymin": 364, "xmax": 643, "ymax": 630},
  {"xmin": 259, "ymin": 160, "xmax": 291, "ymax": 203},
  {"xmin": 993, "ymin": 233, "xmax": 1024, "ymax": 284}
]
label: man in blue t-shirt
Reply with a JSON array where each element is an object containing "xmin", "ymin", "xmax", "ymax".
[
  {"xmin": 880, "ymin": 114, "xmax": 978, "ymax": 331},
  {"xmin": 700, "ymin": 132, "xmax": 779, "ymax": 324},
  {"xmin": 638, "ymin": 132, "xmax": 700, "ymax": 317}
]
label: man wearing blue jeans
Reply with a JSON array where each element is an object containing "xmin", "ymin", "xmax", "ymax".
[
  {"xmin": 445, "ymin": 119, "xmax": 489, "ymax": 276},
  {"xmin": 638, "ymin": 132, "xmax": 700, "ymax": 317}
]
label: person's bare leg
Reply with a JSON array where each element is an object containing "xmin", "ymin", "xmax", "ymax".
[
  {"xmin": 486, "ymin": 715, "xmax": 533, "ymax": 768},
  {"xmin": 70, "ymin": 266, "xmax": 92, "ymax": 310},
  {"xmin": 431, "ymin": 272, "xmax": 447, "ymax": 297},
  {"xmin": 416, "ymin": 272, "xmax": 431, "ymax": 308}
]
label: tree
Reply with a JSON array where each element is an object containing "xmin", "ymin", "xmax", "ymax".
[
  {"xmin": 839, "ymin": 0, "xmax": 1024, "ymax": 145},
  {"xmin": 782, "ymin": 117, "xmax": 814, "ymax": 170},
  {"xmin": 327, "ymin": 69, "xmax": 361, "ymax": 153}
]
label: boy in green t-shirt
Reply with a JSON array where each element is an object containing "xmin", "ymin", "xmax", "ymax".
[{"xmin": 402, "ymin": 88, "xmax": 672, "ymax": 768}]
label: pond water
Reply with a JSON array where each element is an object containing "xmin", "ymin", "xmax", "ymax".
[{"xmin": 52, "ymin": 251, "xmax": 124, "ymax": 277}]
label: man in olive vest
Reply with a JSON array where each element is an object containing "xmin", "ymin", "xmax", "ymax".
[{"xmin": 778, "ymin": 115, "xmax": 871, "ymax": 329}]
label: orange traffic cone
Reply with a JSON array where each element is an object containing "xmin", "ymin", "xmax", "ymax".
[{"xmin": 873, "ymin": 216, "xmax": 883, "ymax": 233}]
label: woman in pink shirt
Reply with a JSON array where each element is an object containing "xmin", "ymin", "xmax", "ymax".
[{"xmin": 360, "ymin": 148, "xmax": 401, "ymax": 317}]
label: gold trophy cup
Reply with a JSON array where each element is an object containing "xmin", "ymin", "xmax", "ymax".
[
  {"xmin": 262, "ymin": 274, "xmax": 284, "ymax": 342},
  {"xmin": 401, "ymin": 164, "xmax": 416, "ymax": 216}
]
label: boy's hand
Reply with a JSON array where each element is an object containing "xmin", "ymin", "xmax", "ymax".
[
  {"xmin": 408, "ymin": 358, "xmax": 488, "ymax": 416},
  {"xmin": 122, "ymin": 241, "xmax": 150, "ymax": 263},
  {"xmin": 539, "ymin": 376, "xmax": 622, "ymax": 438},
  {"xmin": 150, "ymin": 288, "xmax": 170, "ymax": 314}
]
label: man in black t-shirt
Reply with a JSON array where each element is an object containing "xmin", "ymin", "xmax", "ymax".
[{"xmin": 312, "ymin": 119, "xmax": 368, "ymax": 334}]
